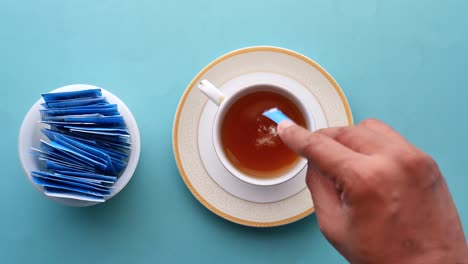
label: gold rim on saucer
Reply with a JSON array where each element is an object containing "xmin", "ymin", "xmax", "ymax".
[{"xmin": 173, "ymin": 46, "xmax": 353, "ymax": 227}]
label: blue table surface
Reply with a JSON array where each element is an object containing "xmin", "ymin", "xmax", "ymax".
[{"xmin": 1, "ymin": 0, "xmax": 467, "ymax": 263}]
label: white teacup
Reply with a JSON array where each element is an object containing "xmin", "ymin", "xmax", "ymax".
[{"xmin": 198, "ymin": 79, "xmax": 315, "ymax": 186}]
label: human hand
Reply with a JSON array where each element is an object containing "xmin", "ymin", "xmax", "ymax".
[{"xmin": 278, "ymin": 119, "xmax": 468, "ymax": 264}]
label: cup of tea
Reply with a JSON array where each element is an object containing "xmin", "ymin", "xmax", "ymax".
[{"xmin": 198, "ymin": 79, "xmax": 315, "ymax": 186}]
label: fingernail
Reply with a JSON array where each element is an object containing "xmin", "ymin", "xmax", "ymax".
[{"xmin": 278, "ymin": 120, "xmax": 296, "ymax": 134}]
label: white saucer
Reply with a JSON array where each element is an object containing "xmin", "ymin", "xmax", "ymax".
[
  {"xmin": 18, "ymin": 84, "xmax": 141, "ymax": 207},
  {"xmin": 173, "ymin": 46, "xmax": 353, "ymax": 227}
]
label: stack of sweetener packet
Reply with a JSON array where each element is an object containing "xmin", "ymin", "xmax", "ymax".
[{"xmin": 31, "ymin": 89, "xmax": 130, "ymax": 203}]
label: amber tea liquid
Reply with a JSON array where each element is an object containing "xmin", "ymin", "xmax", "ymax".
[{"xmin": 220, "ymin": 87, "xmax": 307, "ymax": 179}]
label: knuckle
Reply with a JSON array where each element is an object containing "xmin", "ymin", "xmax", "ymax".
[
  {"xmin": 399, "ymin": 149, "xmax": 437, "ymax": 173},
  {"xmin": 394, "ymin": 149, "xmax": 442, "ymax": 187},
  {"xmin": 359, "ymin": 118, "xmax": 383, "ymax": 127},
  {"xmin": 339, "ymin": 160, "xmax": 360, "ymax": 179},
  {"xmin": 315, "ymin": 128, "xmax": 329, "ymax": 135},
  {"xmin": 422, "ymin": 155, "xmax": 438, "ymax": 173},
  {"xmin": 353, "ymin": 176, "xmax": 376, "ymax": 196},
  {"xmin": 351, "ymin": 178, "xmax": 383, "ymax": 203},
  {"xmin": 337, "ymin": 160, "xmax": 363, "ymax": 193},
  {"xmin": 364, "ymin": 159, "xmax": 390, "ymax": 179},
  {"xmin": 346, "ymin": 159, "xmax": 386, "ymax": 199},
  {"xmin": 334, "ymin": 127, "xmax": 356, "ymax": 144}
]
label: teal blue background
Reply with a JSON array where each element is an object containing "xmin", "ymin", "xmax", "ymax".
[{"xmin": 1, "ymin": 0, "xmax": 467, "ymax": 263}]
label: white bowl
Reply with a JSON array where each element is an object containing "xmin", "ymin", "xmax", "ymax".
[{"xmin": 18, "ymin": 84, "xmax": 141, "ymax": 207}]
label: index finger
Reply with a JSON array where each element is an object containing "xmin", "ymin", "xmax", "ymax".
[{"xmin": 278, "ymin": 121, "xmax": 361, "ymax": 186}]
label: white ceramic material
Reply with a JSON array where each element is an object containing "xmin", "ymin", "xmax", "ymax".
[
  {"xmin": 18, "ymin": 84, "xmax": 141, "ymax": 207},
  {"xmin": 198, "ymin": 77, "xmax": 315, "ymax": 187},
  {"xmin": 198, "ymin": 72, "xmax": 327, "ymax": 203},
  {"xmin": 173, "ymin": 46, "xmax": 353, "ymax": 227}
]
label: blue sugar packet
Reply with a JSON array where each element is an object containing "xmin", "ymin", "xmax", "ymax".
[
  {"xmin": 33, "ymin": 143, "xmax": 95, "ymax": 169},
  {"xmin": 38, "ymin": 153, "xmax": 97, "ymax": 172},
  {"xmin": 35, "ymin": 153, "xmax": 95, "ymax": 172},
  {"xmin": 95, "ymin": 141, "xmax": 131, "ymax": 151},
  {"xmin": 63, "ymin": 103, "xmax": 116, "ymax": 109},
  {"xmin": 54, "ymin": 170, "xmax": 117, "ymax": 182},
  {"xmin": 66, "ymin": 134, "xmax": 131, "ymax": 149},
  {"xmin": 52, "ymin": 136, "xmax": 116, "ymax": 175},
  {"xmin": 51, "ymin": 174, "xmax": 114, "ymax": 185},
  {"xmin": 46, "ymin": 147, "xmax": 109, "ymax": 172},
  {"xmin": 40, "ymin": 105, "xmax": 118, "ymax": 117},
  {"xmin": 63, "ymin": 115, "xmax": 124, "ymax": 126},
  {"xmin": 44, "ymin": 135, "xmax": 131, "ymax": 154},
  {"xmin": 31, "ymin": 88, "xmax": 130, "ymax": 202},
  {"xmin": 41, "ymin": 102, "xmax": 107, "ymax": 109},
  {"xmin": 44, "ymin": 129, "xmax": 129, "ymax": 162},
  {"xmin": 32, "ymin": 172, "xmax": 111, "ymax": 192},
  {"xmin": 64, "ymin": 126, "xmax": 129, "ymax": 134},
  {"xmin": 262, "ymin": 108, "xmax": 293, "ymax": 124},
  {"xmin": 41, "ymin": 113, "xmax": 105, "ymax": 122},
  {"xmin": 40, "ymin": 121, "xmax": 95, "ymax": 126},
  {"xmin": 42, "ymin": 89, "xmax": 102, "ymax": 102},
  {"xmin": 102, "ymin": 149, "xmax": 128, "ymax": 160},
  {"xmin": 46, "ymin": 136, "xmax": 117, "ymax": 173},
  {"xmin": 48, "ymin": 125, "xmax": 131, "ymax": 145},
  {"xmin": 43, "ymin": 159, "xmax": 97, "ymax": 173},
  {"xmin": 68, "ymin": 129, "xmax": 130, "ymax": 138},
  {"xmin": 110, "ymin": 159, "xmax": 127, "ymax": 172},
  {"xmin": 32, "ymin": 177, "xmax": 110, "ymax": 197},
  {"xmin": 66, "ymin": 125, "xmax": 129, "ymax": 134},
  {"xmin": 45, "ymin": 97, "xmax": 109, "ymax": 108},
  {"xmin": 44, "ymin": 187, "xmax": 105, "ymax": 203},
  {"xmin": 55, "ymin": 135, "xmax": 118, "ymax": 172},
  {"xmin": 47, "ymin": 140, "xmax": 107, "ymax": 171}
]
